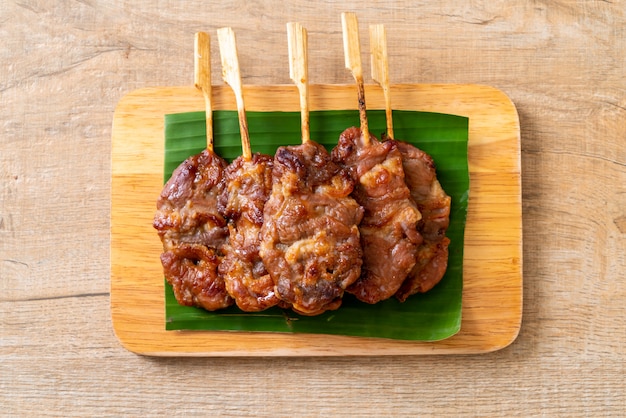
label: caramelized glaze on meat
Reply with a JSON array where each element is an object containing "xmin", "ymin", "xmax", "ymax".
[
  {"xmin": 217, "ymin": 153, "xmax": 281, "ymax": 312},
  {"xmin": 332, "ymin": 127, "xmax": 422, "ymax": 304},
  {"xmin": 153, "ymin": 149, "xmax": 233, "ymax": 311},
  {"xmin": 260, "ymin": 141, "xmax": 364, "ymax": 315},
  {"xmin": 394, "ymin": 141, "xmax": 452, "ymax": 300}
]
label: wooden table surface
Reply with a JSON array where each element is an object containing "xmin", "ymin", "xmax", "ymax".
[{"xmin": 1, "ymin": 1, "xmax": 624, "ymax": 416}]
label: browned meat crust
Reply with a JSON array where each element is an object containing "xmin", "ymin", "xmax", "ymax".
[
  {"xmin": 260, "ymin": 141, "xmax": 364, "ymax": 315},
  {"xmin": 153, "ymin": 149, "xmax": 233, "ymax": 311},
  {"xmin": 217, "ymin": 153, "xmax": 281, "ymax": 312},
  {"xmin": 332, "ymin": 127, "xmax": 423, "ymax": 304},
  {"xmin": 394, "ymin": 141, "xmax": 452, "ymax": 300},
  {"xmin": 160, "ymin": 243, "xmax": 232, "ymax": 309}
]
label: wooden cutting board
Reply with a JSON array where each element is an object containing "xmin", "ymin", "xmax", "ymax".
[{"xmin": 111, "ymin": 84, "xmax": 522, "ymax": 356}]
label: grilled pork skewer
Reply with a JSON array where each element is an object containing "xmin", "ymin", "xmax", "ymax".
[
  {"xmin": 215, "ymin": 27, "xmax": 280, "ymax": 312},
  {"xmin": 332, "ymin": 13, "xmax": 422, "ymax": 304},
  {"xmin": 369, "ymin": 24, "xmax": 452, "ymax": 299},
  {"xmin": 392, "ymin": 142, "xmax": 451, "ymax": 298},
  {"xmin": 153, "ymin": 32, "xmax": 233, "ymax": 311},
  {"xmin": 259, "ymin": 22, "xmax": 363, "ymax": 315}
]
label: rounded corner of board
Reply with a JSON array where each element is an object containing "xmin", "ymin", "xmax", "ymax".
[
  {"xmin": 483, "ymin": 316, "xmax": 524, "ymax": 354},
  {"xmin": 476, "ymin": 84, "xmax": 519, "ymax": 115}
]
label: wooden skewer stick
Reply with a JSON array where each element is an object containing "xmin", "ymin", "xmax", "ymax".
[
  {"xmin": 217, "ymin": 27, "xmax": 252, "ymax": 161},
  {"xmin": 194, "ymin": 32, "xmax": 214, "ymax": 151},
  {"xmin": 287, "ymin": 22, "xmax": 310, "ymax": 144},
  {"xmin": 370, "ymin": 24, "xmax": 393, "ymax": 139},
  {"xmin": 341, "ymin": 12, "xmax": 370, "ymax": 146}
]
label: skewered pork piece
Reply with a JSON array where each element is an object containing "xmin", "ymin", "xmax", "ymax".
[
  {"xmin": 153, "ymin": 149, "xmax": 233, "ymax": 311},
  {"xmin": 369, "ymin": 23, "xmax": 451, "ymax": 298},
  {"xmin": 153, "ymin": 32, "xmax": 233, "ymax": 311},
  {"xmin": 260, "ymin": 140, "xmax": 364, "ymax": 315},
  {"xmin": 393, "ymin": 141, "xmax": 451, "ymax": 299},
  {"xmin": 216, "ymin": 27, "xmax": 281, "ymax": 312},
  {"xmin": 333, "ymin": 127, "xmax": 422, "ymax": 303},
  {"xmin": 332, "ymin": 13, "xmax": 422, "ymax": 304},
  {"xmin": 259, "ymin": 23, "xmax": 364, "ymax": 316},
  {"xmin": 218, "ymin": 153, "xmax": 280, "ymax": 311}
]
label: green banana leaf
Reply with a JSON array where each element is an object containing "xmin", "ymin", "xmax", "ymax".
[{"xmin": 162, "ymin": 109, "xmax": 469, "ymax": 341}]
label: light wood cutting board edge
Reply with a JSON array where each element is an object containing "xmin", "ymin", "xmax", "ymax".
[{"xmin": 110, "ymin": 83, "xmax": 522, "ymax": 356}]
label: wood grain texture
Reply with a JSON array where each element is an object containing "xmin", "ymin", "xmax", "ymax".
[
  {"xmin": 111, "ymin": 84, "xmax": 522, "ymax": 356},
  {"xmin": 1, "ymin": 0, "xmax": 624, "ymax": 415}
]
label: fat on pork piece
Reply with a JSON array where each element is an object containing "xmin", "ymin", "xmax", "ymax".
[
  {"xmin": 332, "ymin": 127, "xmax": 423, "ymax": 304},
  {"xmin": 153, "ymin": 149, "xmax": 233, "ymax": 311},
  {"xmin": 217, "ymin": 153, "xmax": 282, "ymax": 312},
  {"xmin": 393, "ymin": 141, "xmax": 451, "ymax": 300},
  {"xmin": 260, "ymin": 140, "xmax": 364, "ymax": 316}
]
